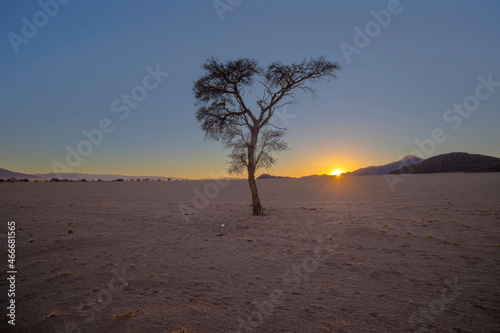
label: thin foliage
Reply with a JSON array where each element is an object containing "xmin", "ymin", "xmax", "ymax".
[{"xmin": 193, "ymin": 56, "xmax": 340, "ymax": 215}]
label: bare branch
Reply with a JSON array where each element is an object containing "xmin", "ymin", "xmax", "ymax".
[{"xmin": 193, "ymin": 56, "xmax": 341, "ymax": 215}]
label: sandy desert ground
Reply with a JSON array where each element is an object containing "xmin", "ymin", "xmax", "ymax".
[{"xmin": 1, "ymin": 173, "xmax": 499, "ymax": 333}]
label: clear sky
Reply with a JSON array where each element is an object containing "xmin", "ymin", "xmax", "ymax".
[{"xmin": 1, "ymin": 0, "xmax": 499, "ymax": 179}]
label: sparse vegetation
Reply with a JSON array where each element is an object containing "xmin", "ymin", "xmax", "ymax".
[
  {"xmin": 43, "ymin": 311, "xmax": 70, "ymax": 319},
  {"xmin": 57, "ymin": 271, "xmax": 73, "ymax": 276},
  {"xmin": 427, "ymin": 234, "xmax": 433, "ymax": 238},
  {"xmin": 67, "ymin": 228, "xmax": 74, "ymax": 233},
  {"xmin": 30, "ymin": 260, "xmax": 45, "ymax": 264},
  {"xmin": 112, "ymin": 310, "xmax": 135, "ymax": 319},
  {"xmin": 29, "ymin": 238, "xmax": 36, "ymax": 243},
  {"xmin": 338, "ymin": 321, "xmax": 348, "ymax": 329},
  {"xmin": 406, "ymin": 231, "xmax": 412, "ymax": 235},
  {"xmin": 171, "ymin": 329, "xmax": 187, "ymax": 333}
]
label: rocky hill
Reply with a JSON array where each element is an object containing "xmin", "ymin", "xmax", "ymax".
[
  {"xmin": 388, "ymin": 152, "xmax": 500, "ymax": 174},
  {"xmin": 347, "ymin": 155, "xmax": 424, "ymax": 175}
]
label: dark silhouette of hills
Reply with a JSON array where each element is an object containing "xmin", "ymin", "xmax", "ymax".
[
  {"xmin": 0, "ymin": 168, "xmax": 41, "ymax": 180},
  {"xmin": 0, "ymin": 168, "xmax": 182, "ymax": 181},
  {"xmin": 34, "ymin": 172, "xmax": 184, "ymax": 181},
  {"xmin": 346, "ymin": 155, "xmax": 424, "ymax": 176},
  {"xmin": 388, "ymin": 152, "xmax": 500, "ymax": 174},
  {"xmin": 3, "ymin": 152, "xmax": 499, "ymax": 182},
  {"xmin": 300, "ymin": 174, "xmax": 332, "ymax": 179},
  {"xmin": 257, "ymin": 174, "xmax": 293, "ymax": 179}
]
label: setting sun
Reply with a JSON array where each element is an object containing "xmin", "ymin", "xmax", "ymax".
[{"xmin": 330, "ymin": 169, "xmax": 344, "ymax": 176}]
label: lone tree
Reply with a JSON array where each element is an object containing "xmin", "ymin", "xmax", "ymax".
[{"xmin": 194, "ymin": 56, "xmax": 340, "ymax": 215}]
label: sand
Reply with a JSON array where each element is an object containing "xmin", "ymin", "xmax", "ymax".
[{"xmin": 1, "ymin": 173, "xmax": 499, "ymax": 332}]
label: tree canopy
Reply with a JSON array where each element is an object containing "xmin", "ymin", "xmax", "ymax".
[{"xmin": 194, "ymin": 56, "xmax": 341, "ymax": 215}]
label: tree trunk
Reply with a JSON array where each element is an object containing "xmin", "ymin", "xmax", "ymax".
[
  {"xmin": 247, "ymin": 164, "xmax": 264, "ymax": 216},
  {"xmin": 247, "ymin": 132, "xmax": 264, "ymax": 216}
]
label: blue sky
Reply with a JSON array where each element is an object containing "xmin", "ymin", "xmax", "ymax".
[{"xmin": 1, "ymin": 0, "xmax": 499, "ymax": 178}]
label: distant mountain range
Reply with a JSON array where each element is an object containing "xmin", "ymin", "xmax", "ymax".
[
  {"xmin": 0, "ymin": 168, "xmax": 42, "ymax": 180},
  {"xmin": 258, "ymin": 152, "xmax": 500, "ymax": 179},
  {"xmin": 0, "ymin": 168, "xmax": 184, "ymax": 181},
  {"xmin": 258, "ymin": 155, "xmax": 425, "ymax": 178},
  {"xmin": 388, "ymin": 152, "xmax": 500, "ymax": 174},
  {"xmin": 345, "ymin": 155, "xmax": 424, "ymax": 176},
  {"xmin": 35, "ymin": 172, "xmax": 186, "ymax": 181},
  {"xmin": 2, "ymin": 152, "xmax": 499, "ymax": 181},
  {"xmin": 257, "ymin": 174, "xmax": 293, "ymax": 180}
]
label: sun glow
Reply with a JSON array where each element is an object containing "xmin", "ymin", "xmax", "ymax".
[{"xmin": 331, "ymin": 169, "xmax": 344, "ymax": 176}]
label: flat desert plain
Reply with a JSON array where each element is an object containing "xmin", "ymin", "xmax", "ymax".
[{"xmin": 1, "ymin": 173, "xmax": 499, "ymax": 333}]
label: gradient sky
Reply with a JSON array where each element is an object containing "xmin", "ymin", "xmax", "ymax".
[{"xmin": 1, "ymin": 0, "xmax": 499, "ymax": 179}]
